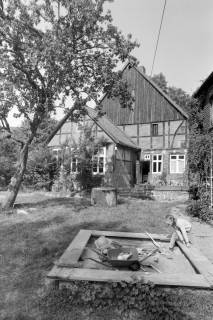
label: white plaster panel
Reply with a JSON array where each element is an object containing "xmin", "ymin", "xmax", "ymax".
[{"xmin": 139, "ymin": 124, "xmax": 150, "ymax": 136}]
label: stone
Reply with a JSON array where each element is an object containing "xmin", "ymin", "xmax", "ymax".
[{"xmin": 91, "ymin": 187, "xmax": 117, "ymax": 207}]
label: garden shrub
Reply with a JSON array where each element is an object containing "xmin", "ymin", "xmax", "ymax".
[
  {"xmin": 24, "ymin": 147, "xmax": 58, "ymax": 191},
  {"xmin": 186, "ymin": 98, "xmax": 213, "ymax": 222},
  {"xmin": 41, "ymin": 280, "xmax": 192, "ymax": 320},
  {"xmin": 186, "ymin": 184, "xmax": 213, "ymax": 221}
]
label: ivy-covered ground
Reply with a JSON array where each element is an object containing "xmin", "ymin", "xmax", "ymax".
[{"xmin": 0, "ymin": 192, "xmax": 213, "ymax": 320}]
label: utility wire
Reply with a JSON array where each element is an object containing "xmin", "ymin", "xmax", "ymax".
[{"xmin": 150, "ymin": 0, "xmax": 167, "ymax": 77}]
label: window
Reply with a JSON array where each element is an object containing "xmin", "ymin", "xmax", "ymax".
[
  {"xmin": 170, "ymin": 155, "xmax": 185, "ymax": 173},
  {"xmin": 92, "ymin": 147, "xmax": 106, "ymax": 175},
  {"xmin": 71, "ymin": 157, "xmax": 79, "ymax": 173},
  {"xmin": 152, "ymin": 123, "xmax": 158, "ymax": 136},
  {"xmin": 52, "ymin": 148, "xmax": 61, "ymax": 161},
  {"xmin": 152, "ymin": 154, "xmax": 162, "ymax": 173}
]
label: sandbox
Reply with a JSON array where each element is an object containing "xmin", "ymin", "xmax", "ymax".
[{"xmin": 47, "ymin": 229, "xmax": 213, "ymax": 289}]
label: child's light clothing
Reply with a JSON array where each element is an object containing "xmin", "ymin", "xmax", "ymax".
[{"xmin": 169, "ymin": 218, "xmax": 192, "ymax": 249}]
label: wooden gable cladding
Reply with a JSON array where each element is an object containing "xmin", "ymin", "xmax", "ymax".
[{"xmin": 102, "ymin": 65, "xmax": 186, "ymax": 125}]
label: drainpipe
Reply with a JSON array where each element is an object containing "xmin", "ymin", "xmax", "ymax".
[{"xmin": 114, "ymin": 145, "xmax": 117, "ymax": 172}]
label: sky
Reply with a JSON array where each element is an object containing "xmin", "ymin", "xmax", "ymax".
[
  {"xmin": 8, "ymin": 0, "xmax": 213, "ymax": 126},
  {"xmin": 105, "ymin": 0, "xmax": 213, "ymax": 94}
]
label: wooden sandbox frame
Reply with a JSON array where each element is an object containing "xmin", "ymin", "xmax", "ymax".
[{"xmin": 47, "ymin": 229, "xmax": 213, "ymax": 289}]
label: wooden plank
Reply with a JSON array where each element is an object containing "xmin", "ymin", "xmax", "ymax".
[
  {"xmin": 163, "ymin": 121, "xmax": 165, "ymax": 148},
  {"xmin": 57, "ymin": 229, "xmax": 92, "ymax": 267},
  {"xmin": 47, "ymin": 266, "xmax": 211, "ymax": 289},
  {"xmin": 177, "ymin": 242, "xmax": 213, "ymax": 288},
  {"xmin": 91, "ymin": 230, "xmax": 169, "ymax": 242},
  {"xmin": 168, "ymin": 120, "xmax": 170, "ymax": 148}
]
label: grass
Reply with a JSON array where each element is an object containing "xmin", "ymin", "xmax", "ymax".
[{"xmin": 0, "ymin": 192, "xmax": 213, "ymax": 319}]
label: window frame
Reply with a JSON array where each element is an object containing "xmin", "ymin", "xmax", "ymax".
[
  {"xmin": 170, "ymin": 154, "xmax": 185, "ymax": 174},
  {"xmin": 92, "ymin": 146, "xmax": 106, "ymax": 175},
  {"xmin": 152, "ymin": 154, "xmax": 162, "ymax": 174},
  {"xmin": 152, "ymin": 123, "xmax": 159, "ymax": 136},
  {"xmin": 71, "ymin": 157, "xmax": 79, "ymax": 174},
  {"xmin": 52, "ymin": 148, "xmax": 61, "ymax": 161}
]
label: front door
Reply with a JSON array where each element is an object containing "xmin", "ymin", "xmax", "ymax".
[{"xmin": 141, "ymin": 160, "xmax": 150, "ymax": 183}]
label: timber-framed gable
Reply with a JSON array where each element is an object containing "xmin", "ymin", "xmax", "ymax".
[{"xmin": 102, "ymin": 63, "xmax": 189, "ymax": 186}]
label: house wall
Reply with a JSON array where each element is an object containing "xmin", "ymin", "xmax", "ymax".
[
  {"xmin": 103, "ymin": 144, "xmax": 138, "ymax": 189},
  {"xmin": 200, "ymin": 85, "xmax": 213, "ymax": 130},
  {"xmin": 117, "ymin": 120, "xmax": 188, "ymax": 186},
  {"xmin": 48, "ymin": 118, "xmax": 111, "ymax": 148},
  {"xmin": 147, "ymin": 151, "xmax": 187, "ymax": 186},
  {"xmin": 111, "ymin": 146, "xmax": 137, "ymax": 189},
  {"xmin": 48, "ymin": 118, "xmax": 138, "ymax": 189},
  {"xmin": 102, "ymin": 65, "xmax": 188, "ymax": 186}
]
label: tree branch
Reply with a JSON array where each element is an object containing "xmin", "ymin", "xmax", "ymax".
[
  {"xmin": 45, "ymin": 100, "xmax": 86, "ymax": 145},
  {"xmin": 12, "ymin": 62, "xmax": 40, "ymax": 91}
]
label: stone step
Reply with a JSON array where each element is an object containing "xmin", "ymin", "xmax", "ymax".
[{"xmin": 118, "ymin": 188, "xmax": 153, "ymax": 199}]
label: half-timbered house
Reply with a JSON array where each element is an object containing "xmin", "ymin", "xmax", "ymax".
[
  {"xmin": 101, "ymin": 63, "xmax": 189, "ymax": 186},
  {"xmin": 48, "ymin": 106, "xmax": 141, "ymax": 189},
  {"xmin": 48, "ymin": 62, "xmax": 189, "ymax": 188}
]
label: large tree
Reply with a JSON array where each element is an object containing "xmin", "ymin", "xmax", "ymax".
[{"xmin": 0, "ymin": 0, "xmax": 138, "ymax": 210}]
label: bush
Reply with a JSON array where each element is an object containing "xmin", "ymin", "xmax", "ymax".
[
  {"xmin": 24, "ymin": 147, "xmax": 57, "ymax": 191},
  {"xmin": 40, "ymin": 281, "xmax": 192, "ymax": 320},
  {"xmin": 75, "ymin": 171, "xmax": 103, "ymax": 190},
  {"xmin": 186, "ymin": 185, "xmax": 212, "ymax": 221}
]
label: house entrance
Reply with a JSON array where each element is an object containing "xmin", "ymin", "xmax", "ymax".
[{"xmin": 141, "ymin": 160, "xmax": 150, "ymax": 183}]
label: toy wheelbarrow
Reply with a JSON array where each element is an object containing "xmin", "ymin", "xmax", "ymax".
[{"xmin": 85, "ymin": 247, "xmax": 141, "ymax": 271}]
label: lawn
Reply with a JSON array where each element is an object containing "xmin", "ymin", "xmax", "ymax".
[{"xmin": 0, "ymin": 192, "xmax": 213, "ymax": 320}]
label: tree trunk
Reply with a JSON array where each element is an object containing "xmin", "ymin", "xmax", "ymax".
[
  {"xmin": 1, "ymin": 145, "xmax": 29, "ymax": 211},
  {"xmin": 45, "ymin": 100, "xmax": 85, "ymax": 145}
]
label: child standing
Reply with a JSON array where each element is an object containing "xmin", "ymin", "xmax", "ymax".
[{"xmin": 165, "ymin": 213, "xmax": 192, "ymax": 250}]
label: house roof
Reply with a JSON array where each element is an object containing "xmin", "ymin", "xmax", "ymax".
[
  {"xmin": 193, "ymin": 71, "xmax": 213, "ymax": 98},
  {"xmin": 133, "ymin": 64, "xmax": 189, "ymax": 119},
  {"xmin": 98, "ymin": 62, "xmax": 189, "ymax": 120},
  {"xmin": 86, "ymin": 106, "xmax": 141, "ymax": 150}
]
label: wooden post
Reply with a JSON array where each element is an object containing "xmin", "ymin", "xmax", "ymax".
[{"xmin": 136, "ymin": 160, "xmax": 141, "ymax": 184}]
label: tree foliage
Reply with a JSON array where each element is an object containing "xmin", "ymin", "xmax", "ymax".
[
  {"xmin": 0, "ymin": 137, "xmax": 18, "ymax": 187},
  {"xmin": 24, "ymin": 145, "xmax": 57, "ymax": 190},
  {"xmin": 152, "ymin": 73, "xmax": 213, "ymax": 220},
  {"xmin": 186, "ymin": 97, "xmax": 213, "ymax": 220},
  {"xmin": 187, "ymin": 98, "xmax": 211, "ymax": 184},
  {"xmin": 0, "ymin": 0, "xmax": 138, "ymax": 209},
  {"xmin": 0, "ymin": 0, "xmax": 138, "ymax": 131}
]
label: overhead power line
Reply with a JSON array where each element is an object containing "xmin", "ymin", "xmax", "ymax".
[{"xmin": 150, "ymin": 0, "xmax": 167, "ymax": 77}]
